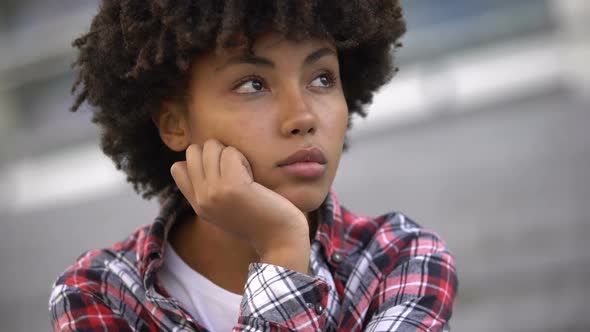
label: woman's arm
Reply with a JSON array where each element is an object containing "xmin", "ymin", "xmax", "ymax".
[
  {"xmin": 233, "ymin": 263, "xmax": 331, "ymax": 332},
  {"xmin": 49, "ymin": 285, "xmax": 135, "ymax": 332},
  {"xmin": 364, "ymin": 231, "xmax": 457, "ymax": 331}
]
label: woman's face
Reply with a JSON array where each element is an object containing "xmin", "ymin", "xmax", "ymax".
[{"xmin": 183, "ymin": 31, "xmax": 348, "ymax": 213}]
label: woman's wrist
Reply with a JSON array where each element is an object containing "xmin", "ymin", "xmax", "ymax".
[{"xmin": 259, "ymin": 246, "xmax": 311, "ymax": 275}]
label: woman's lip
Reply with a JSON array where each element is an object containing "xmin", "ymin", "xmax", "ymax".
[
  {"xmin": 277, "ymin": 147, "xmax": 327, "ymax": 167},
  {"xmin": 279, "ymin": 162, "xmax": 326, "ymax": 178}
]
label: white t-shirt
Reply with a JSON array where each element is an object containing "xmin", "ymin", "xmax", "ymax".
[{"xmin": 157, "ymin": 242, "xmax": 243, "ymax": 332}]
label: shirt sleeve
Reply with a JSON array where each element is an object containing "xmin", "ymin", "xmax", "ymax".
[
  {"xmin": 49, "ymin": 284, "xmax": 133, "ymax": 332},
  {"xmin": 234, "ymin": 263, "xmax": 331, "ymax": 332},
  {"xmin": 364, "ymin": 231, "xmax": 458, "ymax": 332}
]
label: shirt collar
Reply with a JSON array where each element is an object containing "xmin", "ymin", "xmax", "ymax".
[
  {"xmin": 139, "ymin": 188, "xmax": 191, "ymax": 281},
  {"xmin": 314, "ymin": 189, "xmax": 347, "ymax": 261},
  {"xmin": 139, "ymin": 188, "xmax": 347, "ymax": 283}
]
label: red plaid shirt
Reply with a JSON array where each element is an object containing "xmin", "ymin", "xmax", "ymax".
[{"xmin": 49, "ymin": 189, "xmax": 457, "ymax": 331}]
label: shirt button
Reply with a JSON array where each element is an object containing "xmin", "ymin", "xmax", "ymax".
[
  {"xmin": 314, "ymin": 303, "xmax": 324, "ymax": 315},
  {"xmin": 331, "ymin": 253, "xmax": 343, "ymax": 263}
]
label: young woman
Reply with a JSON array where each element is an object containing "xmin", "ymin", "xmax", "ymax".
[{"xmin": 49, "ymin": 1, "xmax": 457, "ymax": 331}]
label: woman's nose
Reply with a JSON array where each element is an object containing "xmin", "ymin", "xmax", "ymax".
[{"xmin": 279, "ymin": 89, "xmax": 317, "ymax": 137}]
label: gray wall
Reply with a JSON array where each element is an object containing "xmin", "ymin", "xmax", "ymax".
[{"xmin": 335, "ymin": 90, "xmax": 590, "ymax": 332}]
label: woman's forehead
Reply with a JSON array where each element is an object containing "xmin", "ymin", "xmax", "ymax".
[
  {"xmin": 213, "ymin": 31, "xmax": 335, "ymax": 56},
  {"xmin": 201, "ymin": 38, "xmax": 336, "ymax": 72}
]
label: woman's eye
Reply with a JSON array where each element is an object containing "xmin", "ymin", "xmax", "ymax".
[
  {"xmin": 309, "ymin": 73, "xmax": 335, "ymax": 88},
  {"xmin": 234, "ymin": 79, "xmax": 265, "ymax": 94}
]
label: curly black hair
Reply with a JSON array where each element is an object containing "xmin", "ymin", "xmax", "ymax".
[{"xmin": 71, "ymin": 0, "xmax": 406, "ymax": 201}]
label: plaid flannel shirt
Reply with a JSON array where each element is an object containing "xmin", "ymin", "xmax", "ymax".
[{"xmin": 49, "ymin": 189, "xmax": 457, "ymax": 331}]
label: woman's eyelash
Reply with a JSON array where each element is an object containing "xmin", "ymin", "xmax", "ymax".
[
  {"xmin": 232, "ymin": 76, "xmax": 266, "ymax": 91},
  {"xmin": 317, "ymin": 71, "xmax": 337, "ymax": 86},
  {"xmin": 232, "ymin": 70, "xmax": 338, "ymax": 92}
]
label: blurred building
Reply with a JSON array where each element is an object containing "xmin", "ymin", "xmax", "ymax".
[{"xmin": 0, "ymin": 1, "xmax": 588, "ymax": 331}]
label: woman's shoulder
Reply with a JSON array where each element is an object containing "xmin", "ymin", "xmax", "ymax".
[
  {"xmin": 340, "ymin": 207, "xmax": 453, "ymax": 274},
  {"xmin": 48, "ymin": 223, "xmax": 163, "ymax": 331},
  {"xmin": 50, "ymin": 223, "xmax": 151, "ymax": 296}
]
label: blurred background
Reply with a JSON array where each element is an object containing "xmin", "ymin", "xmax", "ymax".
[{"xmin": 0, "ymin": 0, "xmax": 589, "ymax": 331}]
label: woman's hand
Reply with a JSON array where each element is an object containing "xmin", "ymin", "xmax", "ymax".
[{"xmin": 170, "ymin": 139, "xmax": 310, "ymax": 273}]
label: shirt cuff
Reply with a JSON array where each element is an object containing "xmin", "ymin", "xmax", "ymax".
[{"xmin": 238, "ymin": 262, "xmax": 330, "ymax": 331}]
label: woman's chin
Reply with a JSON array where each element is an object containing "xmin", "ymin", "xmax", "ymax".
[{"xmin": 276, "ymin": 184, "xmax": 330, "ymax": 213}]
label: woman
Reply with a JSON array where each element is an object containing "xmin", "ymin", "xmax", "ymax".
[{"xmin": 50, "ymin": 1, "xmax": 457, "ymax": 331}]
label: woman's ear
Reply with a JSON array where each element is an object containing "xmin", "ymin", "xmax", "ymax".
[{"xmin": 152, "ymin": 101, "xmax": 191, "ymax": 152}]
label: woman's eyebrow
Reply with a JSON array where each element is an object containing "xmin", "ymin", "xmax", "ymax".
[
  {"xmin": 215, "ymin": 54, "xmax": 274, "ymax": 72},
  {"xmin": 303, "ymin": 47, "xmax": 337, "ymax": 66},
  {"xmin": 215, "ymin": 47, "xmax": 337, "ymax": 72}
]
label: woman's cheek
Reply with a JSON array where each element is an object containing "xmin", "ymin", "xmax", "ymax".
[{"xmin": 224, "ymin": 131, "xmax": 268, "ymax": 182}]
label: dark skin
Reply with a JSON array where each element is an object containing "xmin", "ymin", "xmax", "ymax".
[{"xmin": 153, "ymin": 31, "xmax": 348, "ymax": 294}]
